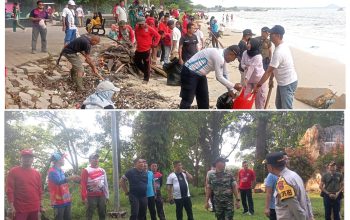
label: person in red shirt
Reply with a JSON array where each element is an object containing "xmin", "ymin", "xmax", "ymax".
[
  {"xmin": 6, "ymin": 149, "xmax": 43, "ymax": 220},
  {"xmin": 158, "ymin": 14, "xmax": 170, "ymax": 64},
  {"xmin": 238, "ymin": 161, "xmax": 256, "ymax": 215},
  {"xmin": 81, "ymin": 153, "xmax": 109, "ymax": 220},
  {"xmin": 112, "ymin": 3, "xmax": 119, "ymax": 22},
  {"xmin": 172, "ymin": 8, "xmax": 179, "ymax": 19},
  {"xmin": 182, "ymin": 11, "xmax": 188, "ymax": 35},
  {"xmin": 145, "ymin": 12, "xmax": 157, "ymax": 64},
  {"xmin": 134, "ymin": 16, "xmax": 160, "ymax": 83},
  {"xmin": 118, "ymin": 20, "xmax": 135, "ymax": 44},
  {"xmin": 158, "ymin": 30, "xmax": 172, "ymax": 64}
]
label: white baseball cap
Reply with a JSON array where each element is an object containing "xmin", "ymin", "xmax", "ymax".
[
  {"xmin": 96, "ymin": 81, "xmax": 120, "ymax": 93},
  {"xmin": 68, "ymin": 0, "xmax": 76, "ymax": 5}
]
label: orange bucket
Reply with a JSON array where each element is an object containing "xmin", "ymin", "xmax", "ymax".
[{"xmin": 232, "ymin": 87, "xmax": 256, "ymax": 109}]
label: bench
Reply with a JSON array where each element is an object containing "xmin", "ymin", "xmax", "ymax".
[{"xmin": 91, "ymin": 18, "xmax": 106, "ymax": 35}]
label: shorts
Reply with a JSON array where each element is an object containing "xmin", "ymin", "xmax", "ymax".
[{"xmin": 63, "ymin": 53, "xmax": 84, "ymax": 73}]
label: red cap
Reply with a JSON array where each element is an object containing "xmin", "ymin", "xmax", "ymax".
[{"xmin": 20, "ymin": 149, "xmax": 34, "ymax": 156}]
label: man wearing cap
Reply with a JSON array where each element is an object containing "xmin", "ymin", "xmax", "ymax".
[
  {"xmin": 179, "ymin": 45, "xmax": 242, "ymax": 109},
  {"xmin": 81, "ymin": 153, "xmax": 109, "ymax": 220},
  {"xmin": 120, "ymin": 158, "xmax": 148, "ymax": 220},
  {"xmin": 167, "ymin": 161, "xmax": 194, "ymax": 220},
  {"xmin": 58, "ymin": 35, "xmax": 103, "ymax": 91},
  {"xmin": 62, "ymin": 0, "xmax": 77, "ymax": 46},
  {"xmin": 238, "ymin": 161, "xmax": 256, "ymax": 215},
  {"xmin": 48, "ymin": 152, "xmax": 80, "ymax": 220},
  {"xmin": 167, "ymin": 19, "xmax": 182, "ymax": 60},
  {"xmin": 117, "ymin": 20, "xmax": 135, "ymax": 45},
  {"xmin": 255, "ymin": 27, "xmax": 272, "ymax": 71},
  {"xmin": 319, "ymin": 161, "xmax": 343, "ymax": 220},
  {"xmin": 6, "ymin": 149, "xmax": 43, "ymax": 220},
  {"xmin": 238, "ymin": 29, "xmax": 254, "ymax": 85},
  {"xmin": 29, "ymin": 1, "xmax": 49, "ymax": 53},
  {"xmin": 205, "ymin": 157, "xmax": 241, "ymax": 220},
  {"xmin": 115, "ymin": 0, "xmax": 127, "ymax": 23},
  {"xmin": 134, "ymin": 16, "xmax": 161, "ymax": 83},
  {"xmin": 264, "ymin": 152, "xmax": 314, "ymax": 220},
  {"xmin": 81, "ymin": 80, "xmax": 120, "ymax": 109},
  {"xmin": 253, "ymin": 25, "xmax": 298, "ymax": 109}
]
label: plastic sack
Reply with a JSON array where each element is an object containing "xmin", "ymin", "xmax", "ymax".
[
  {"xmin": 232, "ymin": 87, "xmax": 256, "ymax": 109},
  {"xmin": 216, "ymin": 92, "xmax": 233, "ymax": 109},
  {"xmin": 164, "ymin": 57, "xmax": 182, "ymax": 86}
]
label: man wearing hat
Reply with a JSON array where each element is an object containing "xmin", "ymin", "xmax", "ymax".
[
  {"xmin": 134, "ymin": 16, "xmax": 161, "ymax": 83},
  {"xmin": 81, "ymin": 80, "xmax": 120, "ymax": 109},
  {"xmin": 253, "ymin": 25, "xmax": 298, "ymax": 109},
  {"xmin": 62, "ymin": 0, "xmax": 77, "ymax": 46},
  {"xmin": 6, "ymin": 149, "xmax": 43, "ymax": 220},
  {"xmin": 255, "ymin": 27, "xmax": 272, "ymax": 71},
  {"xmin": 238, "ymin": 29, "xmax": 254, "ymax": 85},
  {"xmin": 263, "ymin": 158, "xmax": 278, "ymax": 220},
  {"xmin": 48, "ymin": 152, "xmax": 80, "ymax": 220},
  {"xmin": 117, "ymin": 20, "xmax": 135, "ymax": 44},
  {"xmin": 264, "ymin": 152, "xmax": 314, "ymax": 219},
  {"xmin": 179, "ymin": 45, "xmax": 242, "ymax": 109},
  {"xmin": 81, "ymin": 153, "xmax": 109, "ymax": 220},
  {"xmin": 58, "ymin": 34, "xmax": 103, "ymax": 91},
  {"xmin": 205, "ymin": 157, "xmax": 241, "ymax": 220},
  {"xmin": 319, "ymin": 161, "xmax": 343, "ymax": 220}
]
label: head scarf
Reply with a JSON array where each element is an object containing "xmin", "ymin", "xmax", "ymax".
[{"xmin": 247, "ymin": 38, "xmax": 260, "ymax": 58}]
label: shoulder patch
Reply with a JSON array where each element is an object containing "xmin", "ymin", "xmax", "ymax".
[{"xmin": 277, "ymin": 177, "xmax": 295, "ymax": 201}]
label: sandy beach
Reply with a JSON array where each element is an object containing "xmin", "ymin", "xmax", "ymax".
[{"xmin": 5, "ymin": 23, "xmax": 345, "ymax": 109}]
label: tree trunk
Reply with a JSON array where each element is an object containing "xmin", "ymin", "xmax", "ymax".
[{"xmin": 255, "ymin": 115, "xmax": 268, "ymax": 182}]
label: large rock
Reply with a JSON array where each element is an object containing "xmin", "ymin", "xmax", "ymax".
[
  {"xmin": 6, "ymin": 87, "xmax": 21, "ymax": 94},
  {"xmin": 19, "ymin": 92, "xmax": 32, "ymax": 102},
  {"xmin": 51, "ymin": 95, "xmax": 64, "ymax": 108},
  {"xmin": 35, "ymin": 97, "xmax": 51, "ymax": 109},
  {"xmin": 295, "ymin": 87, "xmax": 336, "ymax": 108},
  {"xmin": 21, "ymin": 66, "xmax": 44, "ymax": 74},
  {"xmin": 19, "ymin": 92, "xmax": 35, "ymax": 108},
  {"xmin": 6, "ymin": 105, "xmax": 20, "ymax": 109},
  {"xmin": 329, "ymin": 94, "xmax": 346, "ymax": 109},
  {"xmin": 27, "ymin": 90, "xmax": 41, "ymax": 98}
]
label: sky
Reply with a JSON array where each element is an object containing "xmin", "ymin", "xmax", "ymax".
[{"xmin": 191, "ymin": 0, "xmax": 347, "ymax": 8}]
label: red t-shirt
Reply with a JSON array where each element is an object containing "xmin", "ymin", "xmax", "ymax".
[
  {"xmin": 238, "ymin": 169, "xmax": 256, "ymax": 190},
  {"xmin": 146, "ymin": 17, "xmax": 156, "ymax": 28},
  {"xmin": 6, "ymin": 166, "xmax": 42, "ymax": 213},
  {"xmin": 135, "ymin": 25, "xmax": 161, "ymax": 52},
  {"xmin": 163, "ymin": 33, "xmax": 172, "ymax": 46},
  {"xmin": 158, "ymin": 21, "xmax": 170, "ymax": 34}
]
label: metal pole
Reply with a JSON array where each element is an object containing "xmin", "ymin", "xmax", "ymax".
[{"xmin": 111, "ymin": 112, "xmax": 120, "ymax": 211}]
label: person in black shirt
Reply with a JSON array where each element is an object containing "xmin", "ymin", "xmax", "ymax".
[
  {"xmin": 179, "ymin": 23, "xmax": 198, "ymax": 65},
  {"xmin": 59, "ymin": 35, "xmax": 103, "ymax": 91},
  {"xmin": 120, "ymin": 158, "xmax": 148, "ymax": 220}
]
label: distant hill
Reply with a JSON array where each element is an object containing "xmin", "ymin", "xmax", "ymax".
[{"xmin": 325, "ymin": 4, "xmax": 341, "ymax": 9}]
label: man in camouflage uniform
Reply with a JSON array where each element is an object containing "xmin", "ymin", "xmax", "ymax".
[
  {"xmin": 255, "ymin": 27, "xmax": 272, "ymax": 71},
  {"xmin": 264, "ymin": 152, "xmax": 314, "ymax": 220},
  {"xmin": 205, "ymin": 157, "xmax": 241, "ymax": 220}
]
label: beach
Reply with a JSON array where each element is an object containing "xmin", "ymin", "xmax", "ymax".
[{"xmin": 5, "ymin": 22, "xmax": 345, "ymax": 109}]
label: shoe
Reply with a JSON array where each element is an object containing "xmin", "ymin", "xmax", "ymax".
[
  {"xmin": 41, "ymin": 49, "xmax": 47, "ymax": 53},
  {"xmin": 248, "ymin": 212, "xmax": 252, "ymax": 216},
  {"xmin": 142, "ymin": 80, "xmax": 149, "ymax": 84},
  {"xmin": 31, "ymin": 50, "xmax": 36, "ymax": 54},
  {"xmin": 242, "ymin": 211, "xmax": 249, "ymax": 215}
]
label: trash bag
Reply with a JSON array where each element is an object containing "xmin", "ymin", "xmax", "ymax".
[
  {"xmin": 216, "ymin": 92, "xmax": 234, "ymax": 109},
  {"xmin": 164, "ymin": 57, "xmax": 182, "ymax": 86}
]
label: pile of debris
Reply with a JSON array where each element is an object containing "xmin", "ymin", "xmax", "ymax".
[{"xmin": 5, "ymin": 42, "xmax": 174, "ymax": 109}]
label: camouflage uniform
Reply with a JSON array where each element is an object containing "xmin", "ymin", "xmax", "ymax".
[{"xmin": 208, "ymin": 171, "xmax": 237, "ymax": 220}]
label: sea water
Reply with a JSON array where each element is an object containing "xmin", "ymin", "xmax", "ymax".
[{"xmin": 208, "ymin": 8, "xmax": 346, "ymax": 63}]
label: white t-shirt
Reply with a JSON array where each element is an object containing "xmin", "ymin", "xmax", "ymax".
[
  {"xmin": 269, "ymin": 42, "xmax": 298, "ymax": 86},
  {"xmin": 167, "ymin": 172, "xmax": 190, "ymax": 199},
  {"xmin": 76, "ymin": 7, "xmax": 84, "ymax": 17},
  {"xmin": 116, "ymin": 6, "xmax": 127, "ymax": 22},
  {"xmin": 62, "ymin": 8, "xmax": 76, "ymax": 30},
  {"xmin": 185, "ymin": 48, "xmax": 235, "ymax": 91},
  {"xmin": 194, "ymin": 30, "xmax": 204, "ymax": 49},
  {"xmin": 172, "ymin": 27, "xmax": 181, "ymax": 51}
]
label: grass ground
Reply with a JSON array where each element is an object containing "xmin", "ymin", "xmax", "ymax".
[{"xmin": 40, "ymin": 187, "xmax": 343, "ymax": 220}]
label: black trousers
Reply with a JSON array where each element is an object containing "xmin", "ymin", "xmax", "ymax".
[
  {"xmin": 324, "ymin": 194, "xmax": 341, "ymax": 220},
  {"xmin": 240, "ymin": 189, "xmax": 254, "ymax": 214},
  {"xmin": 134, "ymin": 50, "xmax": 151, "ymax": 81},
  {"xmin": 129, "ymin": 194, "xmax": 148, "ymax": 220},
  {"xmin": 146, "ymin": 196, "xmax": 157, "ymax": 220},
  {"xmin": 174, "ymin": 197, "xmax": 194, "ymax": 220},
  {"xmin": 180, "ymin": 66, "xmax": 209, "ymax": 109},
  {"xmin": 87, "ymin": 196, "xmax": 106, "ymax": 220},
  {"xmin": 160, "ymin": 40, "xmax": 165, "ymax": 61},
  {"xmin": 269, "ymin": 209, "xmax": 276, "ymax": 220},
  {"xmin": 54, "ymin": 205, "xmax": 71, "ymax": 220},
  {"xmin": 155, "ymin": 192, "xmax": 166, "ymax": 220}
]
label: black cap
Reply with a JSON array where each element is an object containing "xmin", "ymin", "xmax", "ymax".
[
  {"xmin": 264, "ymin": 152, "xmax": 286, "ymax": 165},
  {"xmin": 269, "ymin": 25, "xmax": 285, "ymax": 36},
  {"xmin": 214, "ymin": 157, "xmax": 229, "ymax": 165},
  {"xmin": 261, "ymin": 26, "xmax": 270, "ymax": 32},
  {"xmin": 243, "ymin": 29, "xmax": 254, "ymax": 36},
  {"xmin": 227, "ymin": 45, "xmax": 240, "ymax": 56},
  {"xmin": 89, "ymin": 153, "xmax": 99, "ymax": 160}
]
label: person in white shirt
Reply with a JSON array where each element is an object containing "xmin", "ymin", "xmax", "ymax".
[
  {"xmin": 75, "ymin": 5, "xmax": 84, "ymax": 27},
  {"xmin": 62, "ymin": 0, "xmax": 77, "ymax": 46},
  {"xmin": 194, "ymin": 23, "xmax": 204, "ymax": 50},
  {"xmin": 167, "ymin": 161, "xmax": 194, "ymax": 220},
  {"xmin": 116, "ymin": 0, "xmax": 127, "ymax": 22},
  {"xmin": 241, "ymin": 37, "xmax": 268, "ymax": 109},
  {"xmin": 253, "ymin": 25, "xmax": 298, "ymax": 109},
  {"xmin": 167, "ymin": 19, "xmax": 181, "ymax": 59},
  {"xmin": 180, "ymin": 45, "xmax": 242, "ymax": 109}
]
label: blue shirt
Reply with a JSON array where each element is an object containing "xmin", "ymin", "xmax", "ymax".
[
  {"xmin": 146, "ymin": 171, "xmax": 155, "ymax": 197},
  {"xmin": 211, "ymin": 23, "xmax": 219, "ymax": 33},
  {"xmin": 265, "ymin": 173, "xmax": 278, "ymax": 209}
]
